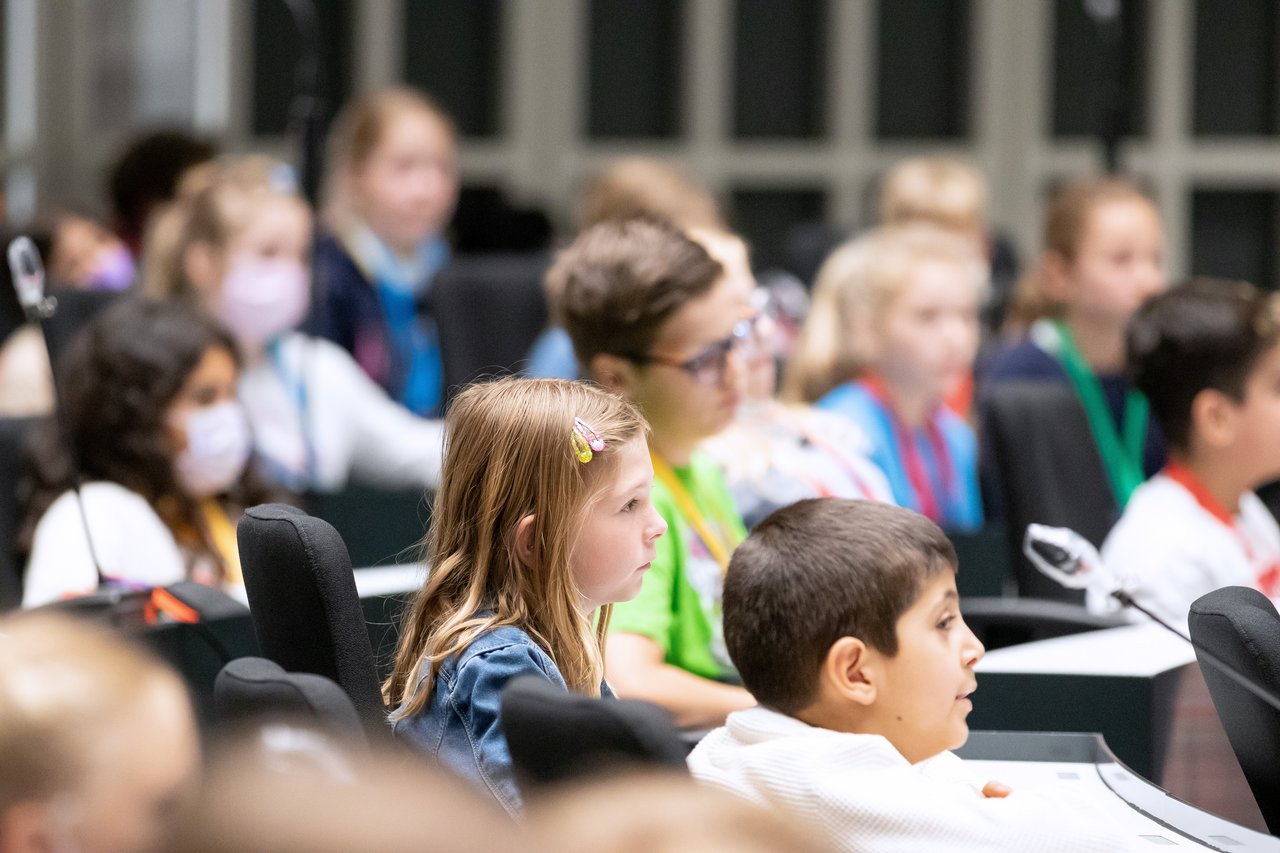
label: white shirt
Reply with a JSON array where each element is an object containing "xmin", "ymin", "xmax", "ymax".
[
  {"xmin": 23, "ymin": 481, "xmax": 186, "ymax": 607},
  {"xmin": 688, "ymin": 706, "xmax": 1136, "ymax": 852},
  {"xmin": 239, "ymin": 334, "xmax": 444, "ymax": 493},
  {"xmin": 1096, "ymin": 473, "xmax": 1280, "ymax": 628}
]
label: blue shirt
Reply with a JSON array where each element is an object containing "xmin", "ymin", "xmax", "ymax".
[
  {"xmin": 391, "ymin": 623, "xmax": 611, "ymax": 817},
  {"xmin": 817, "ymin": 382, "xmax": 983, "ymax": 531}
]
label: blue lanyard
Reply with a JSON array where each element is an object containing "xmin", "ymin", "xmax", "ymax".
[{"xmin": 268, "ymin": 338, "xmax": 318, "ymax": 488}]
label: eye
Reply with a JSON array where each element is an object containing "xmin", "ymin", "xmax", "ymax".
[
  {"xmin": 936, "ymin": 614, "xmax": 956, "ymax": 631},
  {"xmin": 621, "ymin": 498, "xmax": 639, "ymax": 513}
]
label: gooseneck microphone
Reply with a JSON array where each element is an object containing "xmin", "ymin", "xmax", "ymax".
[
  {"xmin": 7, "ymin": 236, "xmax": 108, "ymax": 591},
  {"xmin": 1024, "ymin": 524, "xmax": 1280, "ymax": 714}
]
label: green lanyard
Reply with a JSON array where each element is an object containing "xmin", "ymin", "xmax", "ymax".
[{"xmin": 1038, "ymin": 319, "xmax": 1149, "ymax": 508}]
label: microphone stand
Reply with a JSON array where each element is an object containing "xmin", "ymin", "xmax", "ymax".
[{"xmin": 1110, "ymin": 588, "xmax": 1280, "ymax": 714}]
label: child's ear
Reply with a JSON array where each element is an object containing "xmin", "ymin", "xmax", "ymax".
[
  {"xmin": 823, "ymin": 636, "xmax": 877, "ymax": 707},
  {"xmin": 1039, "ymin": 251, "xmax": 1073, "ymax": 303},
  {"xmin": 1191, "ymin": 387, "xmax": 1239, "ymax": 449},
  {"xmin": 183, "ymin": 241, "xmax": 221, "ymax": 299},
  {"xmin": 589, "ymin": 353, "xmax": 635, "ymax": 395},
  {"xmin": 513, "ymin": 514, "xmax": 537, "ymax": 568}
]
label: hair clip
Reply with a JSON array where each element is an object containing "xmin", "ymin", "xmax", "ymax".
[{"xmin": 572, "ymin": 417, "xmax": 606, "ymax": 463}]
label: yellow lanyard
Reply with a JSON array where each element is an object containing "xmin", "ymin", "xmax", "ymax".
[
  {"xmin": 651, "ymin": 453, "xmax": 736, "ymax": 573},
  {"xmin": 199, "ymin": 498, "xmax": 243, "ymax": 586}
]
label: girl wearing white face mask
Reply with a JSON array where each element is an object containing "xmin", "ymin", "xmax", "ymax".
[
  {"xmin": 145, "ymin": 154, "xmax": 444, "ymax": 494},
  {"xmin": 20, "ymin": 299, "xmax": 275, "ymax": 607}
]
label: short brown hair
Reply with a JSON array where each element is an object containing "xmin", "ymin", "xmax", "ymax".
[
  {"xmin": 552, "ymin": 218, "xmax": 724, "ymax": 368},
  {"xmin": 724, "ymin": 499, "xmax": 957, "ymax": 715},
  {"xmin": 1129, "ymin": 277, "xmax": 1280, "ymax": 451}
]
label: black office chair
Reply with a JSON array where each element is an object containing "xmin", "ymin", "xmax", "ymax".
[
  {"xmin": 500, "ymin": 675, "xmax": 690, "ymax": 795},
  {"xmin": 214, "ymin": 656, "xmax": 367, "ymax": 747},
  {"xmin": 236, "ymin": 504, "xmax": 387, "ymax": 735},
  {"xmin": 979, "ymin": 380, "xmax": 1119, "ymax": 602},
  {"xmin": 431, "ymin": 252, "xmax": 550, "ymax": 410},
  {"xmin": 1188, "ymin": 586, "xmax": 1280, "ymax": 835}
]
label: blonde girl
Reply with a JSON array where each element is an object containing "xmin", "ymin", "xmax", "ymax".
[
  {"xmin": 783, "ymin": 224, "xmax": 988, "ymax": 530},
  {"xmin": 984, "ymin": 178, "xmax": 1167, "ymax": 510},
  {"xmin": 313, "ymin": 87, "xmax": 459, "ymax": 416},
  {"xmin": 384, "ymin": 377, "xmax": 666, "ymax": 817},
  {"xmin": 146, "ymin": 154, "xmax": 444, "ymax": 495}
]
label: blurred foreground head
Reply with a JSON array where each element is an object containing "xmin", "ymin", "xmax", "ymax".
[{"xmin": 0, "ymin": 613, "xmax": 199, "ymax": 853}]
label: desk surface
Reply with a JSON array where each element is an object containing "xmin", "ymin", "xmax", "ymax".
[
  {"xmin": 959, "ymin": 732, "xmax": 1279, "ymax": 851},
  {"xmin": 977, "ymin": 623, "xmax": 1196, "ymax": 677}
]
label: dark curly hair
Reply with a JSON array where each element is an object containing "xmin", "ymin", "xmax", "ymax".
[{"xmin": 20, "ymin": 297, "xmax": 279, "ymax": 579}]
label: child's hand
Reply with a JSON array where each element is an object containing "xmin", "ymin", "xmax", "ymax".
[{"xmin": 981, "ymin": 780, "xmax": 1011, "ymax": 798}]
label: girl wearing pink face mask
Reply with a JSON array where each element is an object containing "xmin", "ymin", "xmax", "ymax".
[
  {"xmin": 147, "ymin": 155, "xmax": 443, "ymax": 494},
  {"xmin": 21, "ymin": 299, "xmax": 272, "ymax": 606}
]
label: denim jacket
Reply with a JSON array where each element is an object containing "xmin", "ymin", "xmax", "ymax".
[{"xmin": 391, "ymin": 624, "xmax": 612, "ymax": 817}]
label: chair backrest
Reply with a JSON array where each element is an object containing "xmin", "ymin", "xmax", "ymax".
[
  {"xmin": 236, "ymin": 504, "xmax": 386, "ymax": 730},
  {"xmin": 1188, "ymin": 586, "xmax": 1280, "ymax": 835},
  {"xmin": 0, "ymin": 416, "xmax": 36, "ymax": 611},
  {"xmin": 500, "ymin": 675, "xmax": 690, "ymax": 794},
  {"xmin": 214, "ymin": 656, "xmax": 366, "ymax": 746},
  {"xmin": 979, "ymin": 380, "xmax": 1118, "ymax": 602},
  {"xmin": 431, "ymin": 252, "xmax": 550, "ymax": 410}
]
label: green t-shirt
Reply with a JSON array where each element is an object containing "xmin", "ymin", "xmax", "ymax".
[{"xmin": 608, "ymin": 452, "xmax": 747, "ymax": 681}]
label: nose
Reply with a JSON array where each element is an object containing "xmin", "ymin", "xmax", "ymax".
[
  {"xmin": 647, "ymin": 505, "xmax": 668, "ymax": 543},
  {"xmin": 961, "ymin": 619, "xmax": 985, "ymax": 667},
  {"xmin": 720, "ymin": 343, "xmax": 748, "ymax": 393}
]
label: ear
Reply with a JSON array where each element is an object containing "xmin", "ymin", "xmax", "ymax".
[
  {"xmin": 1190, "ymin": 387, "xmax": 1239, "ymax": 450},
  {"xmin": 589, "ymin": 353, "xmax": 637, "ymax": 395},
  {"xmin": 822, "ymin": 636, "xmax": 877, "ymax": 707},
  {"xmin": 182, "ymin": 241, "xmax": 221, "ymax": 301},
  {"xmin": 0, "ymin": 800, "xmax": 57, "ymax": 853},
  {"xmin": 1039, "ymin": 251, "xmax": 1073, "ymax": 303},
  {"xmin": 513, "ymin": 513, "xmax": 537, "ymax": 569}
]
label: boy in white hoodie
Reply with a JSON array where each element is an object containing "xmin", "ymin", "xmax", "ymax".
[{"xmin": 688, "ymin": 498, "xmax": 1135, "ymax": 852}]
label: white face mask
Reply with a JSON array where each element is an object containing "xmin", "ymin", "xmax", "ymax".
[
  {"xmin": 216, "ymin": 255, "xmax": 311, "ymax": 348},
  {"xmin": 171, "ymin": 401, "xmax": 253, "ymax": 497}
]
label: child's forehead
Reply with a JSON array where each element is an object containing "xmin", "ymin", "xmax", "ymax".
[
  {"xmin": 651, "ymin": 275, "xmax": 751, "ymax": 353},
  {"xmin": 899, "ymin": 571, "xmax": 959, "ymax": 619}
]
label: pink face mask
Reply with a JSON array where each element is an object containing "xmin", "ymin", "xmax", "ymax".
[
  {"xmin": 84, "ymin": 243, "xmax": 137, "ymax": 291},
  {"xmin": 216, "ymin": 255, "xmax": 311, "ymax": 348}
]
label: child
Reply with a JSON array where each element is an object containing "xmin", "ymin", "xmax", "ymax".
[
  {"xmin": 383, "ymin": 377, "xmax": 667, "ymax": 817},
  {"xmin": 689, "ymin": 498, "xmax": 1131, "ymax": 851},
  {"xmin": 0, "ymin": 612, "xmax": 200, "ymax": 853},
  {"xmin": 312, "ymin": 87, "xmax": 459, "ymax": 416},
  {"xmin": 21, "ymin": 298, "xmax": 274, "ymax": 606},
  {"xmin": 47, "ymin": 209, "xmax": 137, "ymax": 291},
  {"xmin": 984, "ymin": 178, "xmax": 1167, "ymax": 513},
  {"xmin": 1096, "ymin": 279, "xmax": 1280, "ymax": 627},
  {"xmin": 147, "ymin": 154, "xmax": 444, "ymax": 494},
  {"xmin": 553, "ymin": 217, "xmax": 756, "ymax": 727},
  {"xmin": 783, "ymin": 224, "xmax": 988, "ymax": 531},
  {"xmin": 700, "ymin": 235, "xmax": 894, "ymax": 528}
]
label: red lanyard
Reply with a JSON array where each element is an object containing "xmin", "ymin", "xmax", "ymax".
[
  {"xmin": 859, "ymin": 376, "xmax": 952, "ymax": 523},
  {"xmin": 1164, "ymin": 461, "xmax": 1280, "ymax": 596}
]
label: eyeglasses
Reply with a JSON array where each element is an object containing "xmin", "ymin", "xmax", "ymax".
[{"xmin": 624, "ymin": 317, "xmax": 755, "ymax": 386}]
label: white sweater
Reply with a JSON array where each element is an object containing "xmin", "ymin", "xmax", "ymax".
[
  {"xmin": 239, "ymin": 334, "xmax": 443, "ymax": 493},
  {"xmin": 688, "ymin": 706, "xmax": 1136, "ymax": 852},
  {"xmin": 23, "ymin": 481, "xmax": 186, "ymax": 607},
  {"xmin": 1096, "ymin": 474, "xmax": 1280, "ymax": 628}
]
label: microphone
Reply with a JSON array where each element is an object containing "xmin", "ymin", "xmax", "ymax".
[
  {"xmin": 7, "ymin": 236, "xmax": 55, "ymax": 321},
  {"xmin": 1023, "ymin": 523, "xmax": 1280, "ymax": 714}
]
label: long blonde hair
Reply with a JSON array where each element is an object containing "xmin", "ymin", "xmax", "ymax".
[
  {"xmin": 143, "ymin": 154, "xmax": 308, "ymax": 300},
  {"xmin": 384, "ymin": 378, "xmax": 648, "ymax": 715},
  {"xmin": 782, "ymin": 224, "xmax": 989, "ymax": 404}
]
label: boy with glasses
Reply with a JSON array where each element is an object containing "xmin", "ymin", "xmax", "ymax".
[{"xmin": 552, "ymin": 217, "xmax": 756, "ymax": 727}]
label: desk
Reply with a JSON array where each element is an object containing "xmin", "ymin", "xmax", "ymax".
[
  {"xmin": 971, "ymin": 623, "xmax": 1194, "ymax": 780},
  {"xmin": 956, "ymin": 732, "xmax": 1279, "ymax": 851}
]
